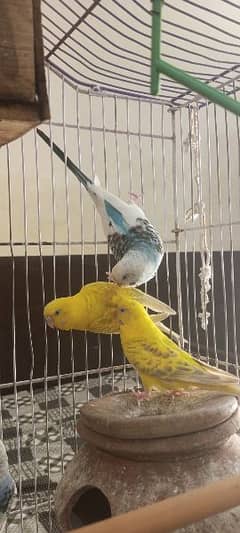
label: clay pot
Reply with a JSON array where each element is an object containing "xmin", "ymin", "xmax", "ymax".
[{"xmin": 55, "ymin": 391, "xmax": 240, "ymax": 532}]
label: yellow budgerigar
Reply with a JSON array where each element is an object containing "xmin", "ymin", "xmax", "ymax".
[
  {"xmin": 44, "ymin": 281, "xmax": 181, "ymax": 341},
  {"xmin": 115, "ymin": 297, "xmax": 240, "ymax": 398}
]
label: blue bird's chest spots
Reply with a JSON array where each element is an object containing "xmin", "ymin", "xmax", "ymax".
[{"xmin": 108, "ymin": 218, "xmax": 163, "ymax": 261}]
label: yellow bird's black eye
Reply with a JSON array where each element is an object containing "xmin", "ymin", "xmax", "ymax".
[
  {"xmin": 55, "ymin": 310, "xmax": 60, "ymax": 316},
  {"xmin": 120, "ymin": 308, "xmax": 126, "ymax": 313}
]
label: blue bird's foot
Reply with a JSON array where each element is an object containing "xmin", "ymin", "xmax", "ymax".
[{"xmin": 129, "ymin": 192, "xmax": 143, "ymax": 206}]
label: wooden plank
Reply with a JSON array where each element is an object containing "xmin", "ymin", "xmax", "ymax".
[
  {"xmin": 0, "ymin": 0, "xmax": 35, "ymax": 101},
  {"xmin": 32, "ymin": 0, "xmax": 50, "ymax": 121},
  {"xmin": 0, "ymin": 0, "xmax": 50, "ymax": 145},
  {"xmin": 0, "ymin": 102, "xmax": 40, "ymax": 145},
  {"xmin": 0, "ymin": 101, "xmax": 40, "ymax": 121},
  {"xmin": 0, "ymin": 119, "xmax": 39, "ymax": 145}
]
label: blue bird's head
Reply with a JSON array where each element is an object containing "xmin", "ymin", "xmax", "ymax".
[
  {"xmin": 109, "ymin": 267, "xmax": 139, "ymax": 286},
  {"xmin": 109, "ymin": 252, "xmax": 156, "ymax": 287}
]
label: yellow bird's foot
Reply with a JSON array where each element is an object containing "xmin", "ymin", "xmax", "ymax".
[
  {"xmin": 165, "ymin": 389, "xmax": 190, "ymax": 398},
  {"xmin": 133, "ymin": 389, "xmax": 151, "ymax": 401}
]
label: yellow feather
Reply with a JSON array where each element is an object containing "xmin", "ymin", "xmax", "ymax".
[
  {"xmin": 116, "ymin": 297, "xmax": 240, "ymax": 396},
  {"xmin": 43, "ymin": 281, "xmax": 176, "ymax": 336}
]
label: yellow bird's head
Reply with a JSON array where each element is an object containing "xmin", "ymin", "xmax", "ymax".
[
  {"xmin": 44, "ymin": 296, "xmax": 75, "ymax": 331},
  {"xmin": 114, "ymin": 297, "xmax": 151, "ymax": 329}
]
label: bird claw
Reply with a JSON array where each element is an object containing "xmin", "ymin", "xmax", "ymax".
[
  {"xmin": 129, "ymin": 192, "xmax": 143, "ymax": 206},
  {"xmin": 164, "ymin": 389, "xmax": 190, "ymax": 398},
  {"xmin": 133, "ymin": 389, "xmax": 151, "ymax": 401}
]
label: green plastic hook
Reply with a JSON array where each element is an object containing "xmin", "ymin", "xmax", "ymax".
[{"xmin": 151, "ymin": 0, "xmax": 240, "ymax": 115}]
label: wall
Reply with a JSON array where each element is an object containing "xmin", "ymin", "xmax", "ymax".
[{"xmin": 1, "ymin": 70, "xmax": 240, "ymax": 259}]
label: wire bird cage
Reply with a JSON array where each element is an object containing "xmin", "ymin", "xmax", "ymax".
[{"xmin": 1, "ymin": 0, "xmax": 240, "ymax": 531}]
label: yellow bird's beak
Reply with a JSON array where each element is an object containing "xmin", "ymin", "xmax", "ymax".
[{"xmin": 45, "ymin": 316, "xmax": 55, "ymax": 329}]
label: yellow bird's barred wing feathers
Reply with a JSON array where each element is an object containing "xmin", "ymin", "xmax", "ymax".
[
  {"xmin": 80, "ymin": 282, "xmax": 175, "ymax": 317},
  {"xmin": 184, "ymin": 357, "xmax": 240, "ymax": 385},
  {"xmin": 117, "ymin": 297, "xmax": 240, "ymax": 395},
  {"xmin": 122, "ymin": 334, "xmax": 174, "ymax": 375},
  {"xmin": 166, "ymin": 356, "xmax": 240, "ymax": 395},
  {"xmin": 123, "ymin": 333, "xmax": 240, "ymax": 395},
  {"xmin": 79, "ymin": 282, "xmax": 175, "ymax": 318}
]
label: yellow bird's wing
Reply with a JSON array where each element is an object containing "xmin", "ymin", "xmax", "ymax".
[
  {"xmin": 149, "ymin": 312, "xmax": 170, "ymax": 323},
  {"xmin": 127, "ymin": 288, "xmax": 176, "ymax": 316},
  {"xmin": 152, "ymin": 319, "xmax": 188, "ymax": 346},
  {"xmin": 125, "ymin": 335, "xmax": 240, "ymax": 394},
  {"xmin": 173, "ymin": 357, "xmax": 240, "ymax": 386},
  {"xmin": 122, "ymin": 335, "xmax": 179, "ymax": 380}
]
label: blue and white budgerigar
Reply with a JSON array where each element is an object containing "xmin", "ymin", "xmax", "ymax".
[
  {"xmin": 0, "ymin": 440, "xmax": 16, "ymax": 527},
  {"xmin": 37, "ymin": 129, "xmax": 164, "ymax": 287}
]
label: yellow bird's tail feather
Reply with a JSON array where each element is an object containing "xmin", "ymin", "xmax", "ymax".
[
  {"xmin": 175, "ymin": 357, "xmax": 240, "ymax": 396},
  {"xmin": 190, "ymin": 381, "xmax": 240, "ymax": 396}
]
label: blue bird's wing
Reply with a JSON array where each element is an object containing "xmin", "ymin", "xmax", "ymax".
[{"xmin": 104, "ymin": 200, "xmax": 130, "ymax": 234}]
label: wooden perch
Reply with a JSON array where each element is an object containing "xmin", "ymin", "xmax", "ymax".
[
  {"xmin": 0, "ymin": 0, "xmax": 49, "ymax": 146},
  {"xmin": 68, "ymin": 474, "xmax": 240, "ymax": 533}
]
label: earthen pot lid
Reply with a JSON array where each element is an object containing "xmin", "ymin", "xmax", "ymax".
[{"xmin": 79, "ymin": 391, "xmax": 239, "ymax": 440}]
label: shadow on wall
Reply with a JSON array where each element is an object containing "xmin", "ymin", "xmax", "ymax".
[{"xmin": 0, "ymin": 252, "xmax": 239, "ymax": 387}]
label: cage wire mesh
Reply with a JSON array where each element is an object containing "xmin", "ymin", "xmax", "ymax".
[{"xmin": 1, "ymin": 0, "xmax": 240, "ymax": 532}]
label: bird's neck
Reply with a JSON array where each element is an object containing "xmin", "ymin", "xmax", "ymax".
[
  {"xmin": 67, "ymin": 294, "xmax": 89, "ymax": 330},
  {"xmin": 121, "ymin": 314, "xmax": 156, "ymax": 342}
]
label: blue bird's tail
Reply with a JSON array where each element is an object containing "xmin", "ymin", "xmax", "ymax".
[{"xmin": 36, "ymin": 129, "xmax": 93, "ymax": 189}]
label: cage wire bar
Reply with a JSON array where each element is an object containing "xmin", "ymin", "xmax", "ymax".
[
  {"xmin": 41, "ymin": 0, "xmax": 240, "ymax": 103},
  {"xmin": 0, "ymin": 70, "xmax": 177, "ymax": 531},
  {"xmin": 33, "ymin": 126, "xmax": 54, "ymax": 531},
  {"xmin": 1, "ymin": 1, "xmax": 240, "ymax": 532},
  {"xmin": 2, "ymin": 80, "xmax": 240, "ymax": 533}
]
